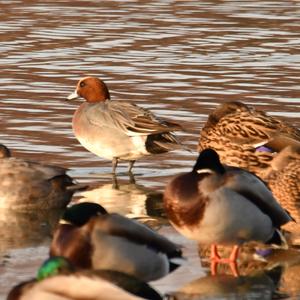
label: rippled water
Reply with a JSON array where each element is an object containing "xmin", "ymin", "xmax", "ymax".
[{"xmin": 0, "ymin": 0, "xmax": 300, "ymax": 299}]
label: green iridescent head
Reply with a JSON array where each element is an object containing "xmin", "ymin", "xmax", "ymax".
[{"xmin": 36, "ymin": 256, "xmax": 75, "ymax": 281}]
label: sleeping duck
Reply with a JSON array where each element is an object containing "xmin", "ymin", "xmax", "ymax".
[
  {"xmin": 50, "ymin": 202, "xmax": 183, "ymax": 282},
  {"xmin": 163, "ymin": 149, "xmax": 293, "ymax": 274}
]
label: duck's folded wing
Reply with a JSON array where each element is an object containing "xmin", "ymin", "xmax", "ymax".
[
  {"xmin": 211, "ymin": 112, "xmax": 300, "ymax": 149},
  {"xmin": 93, "ymin": 213, "xmax": 182, "ymax": 256},
  {"xmin": 87, "ymin": 101, "xmax": 182, "ymax": 136},
  {"xmin": 224, "ymin": 167, "xmax": 293, "ymax": 227}
]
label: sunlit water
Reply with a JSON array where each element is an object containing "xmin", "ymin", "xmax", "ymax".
[{"xmin": 0, "ymin": 0, "xmax": 300, "ymax": 299}]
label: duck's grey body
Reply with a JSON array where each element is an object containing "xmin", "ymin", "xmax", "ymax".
[
  {"xmin": 50, "ymin": 203, "xmax": 183, "ymax": 282},
  {"xmin": 164, "ymin": 149, "xmax": 292, "ymax": 250}
]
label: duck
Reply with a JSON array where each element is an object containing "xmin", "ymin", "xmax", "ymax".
[
  {"xmin": 163, "ymin": 148, "xmax": 292, "ymax": 274},
  {"xmin": 50, "ymin": 202, "xmax": 183, "ymax": 282},
  {"xmin": 0, "ymin": 144, "xmax": 77, "ymax": 210},
  {"xmin": 7, "ymin": 256, "xmax": 162, "ymax": 300},
  {"xmin": 197, "ymin": 101, "xmax": 300, "ymax": 242},
  {"xmin": 197, "ymin": 101, "xmax": 300, "ymax": 179},
  {"xmin": 67, "ymin": 76, "xmax": 185, "ymax": 174},
  {"xmin": 263, "ymin": 145, "xmax": 300, "ymax": 241}
]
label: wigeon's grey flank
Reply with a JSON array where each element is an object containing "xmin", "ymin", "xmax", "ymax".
[
  {"xmin": 0, "ymin": 144, "xmax": 75, "ymax": 209},
  {"xmin": 67, "ymin": 76, "xmax": 185, "ymax": 173},
  {"xmin": 50, "ymin": 202, "xmax": 183, "ymax": 282},
  {"xmin": 164, "ymin": 149, "xmax": 292, "ymax": 269}
]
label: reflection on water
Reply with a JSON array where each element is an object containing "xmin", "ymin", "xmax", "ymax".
[
  {"xmin": 0, "ymin": 0, "xmax": 300, "ymax": 299},
  {"xmin": 0, "ymin": 209, "xmax": 63, "ymax": 254},
  {"xmin": 76, "ymin": 177, "xmax": 165, "ymax": 220},
  {"xmin": 169, "ymin": 267, "xmax": 281, "ymax": 300}
]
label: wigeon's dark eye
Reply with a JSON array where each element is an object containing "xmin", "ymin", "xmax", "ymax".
[{"xmin": 80, "ymin": 81, "xmax": 86, "ymax": 88}]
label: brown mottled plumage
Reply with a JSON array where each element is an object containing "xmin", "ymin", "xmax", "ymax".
[{"xmin": 198, "ymin": 102, "xmax": 300, "ymax": 177}]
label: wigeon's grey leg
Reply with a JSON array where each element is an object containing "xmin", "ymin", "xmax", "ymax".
[
  {"xmin": 128, "ymin": 160, "xmax": 135, "ymax": 173},
  {"xmin": 128, "ymin": 172, "xmax": 136, "ymax": 184},
  {"xmin": 112, "ymin": 157, "xmax": 118, "ymax": 173}
]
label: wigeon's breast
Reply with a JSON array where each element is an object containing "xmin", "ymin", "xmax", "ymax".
[{"xmin": 72, "ymin": 103, "xmax": 148, "ymax": 161}]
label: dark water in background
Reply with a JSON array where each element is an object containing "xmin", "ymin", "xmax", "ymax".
[{"xmin": 0, "ymin": 0, "xmax": 300, "ymax": 299}]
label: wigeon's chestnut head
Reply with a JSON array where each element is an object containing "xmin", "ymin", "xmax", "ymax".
[
  {"xmin": 164, "ymin": 148, "xmax": 293, "ymax": 276},
  {"xmin": 67, "ymin": 76, "xmax": 187, "ymax": 174},
  {"xmin": 50, "ymin": 202, "xmax": 184, "ymax": 282},
  {"xmin": 68, "ymin": 77, "xmax": 110, "ymax": 103},
  {"xmin": 0, "ymin": 144, "xmax": 77, "ymax": 210}
]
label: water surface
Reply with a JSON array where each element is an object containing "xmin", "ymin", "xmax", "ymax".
[{"xmin": 0, "ymin": 1, "xmax": 300, "ymax": 299}]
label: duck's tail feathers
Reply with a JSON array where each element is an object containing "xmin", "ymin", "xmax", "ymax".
[
  {"xmin": 267, "ymin": 229, "xmax": 289, "ymax": 249},
  {"xmin": 169, "ymin": 256, "xmax": 186, "ymax": 272}
]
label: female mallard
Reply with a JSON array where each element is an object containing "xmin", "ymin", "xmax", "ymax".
[
  {"xmin": 67, "ymin": 76, "xmax": 185, "ymax": 173},
  {"xmin": 0, "ymin": 144, "xmax": 76, "ymax": 209},
  {"xmin": 7, "ymin": 256, "xmax": 162, "ymax": 300},
  {"xmin": 198, "ymin": 101, "xmax": 300, "ymax": 178},
  {"xmin": 50, "ymin": 202, "xmax": 183, "ymax": 282},
  {"xmin": 163, "ymin": 149, "xmax": 292, "ymax": 272}
]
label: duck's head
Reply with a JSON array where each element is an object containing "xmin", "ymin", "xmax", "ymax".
[
  {"xmin": 67, "ymin": 76, "xmax": 111, "ymax": 103},
  {"xmin": 37, "ymin": 256, "xmax": 75, "ymax": 281},
  {"xmin": 61, "ymin": 202, "xmax": 108, "ymax": 227},
  {"xmin": 193, "ymin": 148, "xmax": 225, "ymax": 175},
  {"xmin": 0, "ymin": 144, "xmax": 11, "ymax": 158}
]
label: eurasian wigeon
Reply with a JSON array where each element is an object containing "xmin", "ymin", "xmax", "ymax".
[
  {"xmin": 164, "ymin": 149, "xmax": 292, "ymax": 275},
  {"xmin": 50, "ymin": 202, "xmax": 183, "ymax": 282},
  {"xmin": 0, "ymin": 144, "xmax": 75, "ymax": 209},
  {"xmin": 67, "ymin": 76, "xmax": 185, "ymax": 173},
  {"xmin": 7, "ymin": 256, "xmax": 162, "ymax": 300}
]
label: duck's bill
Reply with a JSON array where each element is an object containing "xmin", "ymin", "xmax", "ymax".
[{"xmin": 67, "ymin": 90, "xmax": 79, "ymax": 100}]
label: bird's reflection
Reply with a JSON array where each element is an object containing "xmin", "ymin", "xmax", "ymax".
[
  {"xmin": 178, "ymin": 245, "xmax": 300, "ymax": 300},
  {"xmin": 167, "ymin": 266, "xmax": 282, "ymax": 300},
  {"xmin": 0, "ymin": 208, "xmax": 63, "ymax": 254},
  {"xmin": 75, "ymin": 176, "xmax": 166, "ymax": 227}
]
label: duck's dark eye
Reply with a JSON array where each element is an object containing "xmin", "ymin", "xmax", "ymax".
[{"xmin": 80, "ymin": 81, "xmax": 85, "ymax": 88}]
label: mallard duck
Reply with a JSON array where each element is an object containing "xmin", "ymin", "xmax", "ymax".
[
  {"xmin": 50, "ymin": 202, "xmax": 183, "ymax": 282},
  {"xmin": 0, "ymin": 144, "xmax": 76, "ymax": 209},
  {"xmin": 67, "ymin": 76, "xmax": 185, "ymax": 173},
  {"xmin": 198, "ymin": 101, "xmax": 300, "ymax": 179},
  {"xmin": 263, "ymin": 146, "xmax": 300, "ymax": 240},
  {"xmin": 163, "ymin": 149, "xmax": 292, "ymax": 273},
  {"xmin": 7, "ymin": 256, "xmax": 162, "ymax": 300}
]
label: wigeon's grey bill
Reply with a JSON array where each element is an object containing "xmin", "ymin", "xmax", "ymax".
[{"xmin": 67, "ymin": 90, "xmax": 79, "ymax": 100}]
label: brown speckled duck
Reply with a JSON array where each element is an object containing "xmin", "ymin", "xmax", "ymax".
[
  {"xmin": 0, "ymin": 144, "xmax": 75, "ymax": 210},
  {"xmin": 198, "ymin": 101, "xmax": 300, "ymax": 178},
  {"xmin": 164, "ymin": 149, "xmax": 292, "ymax": 274},
  {"xmin": 50, "ymin": 202, "xmax": 183, "ymax": 282}
]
